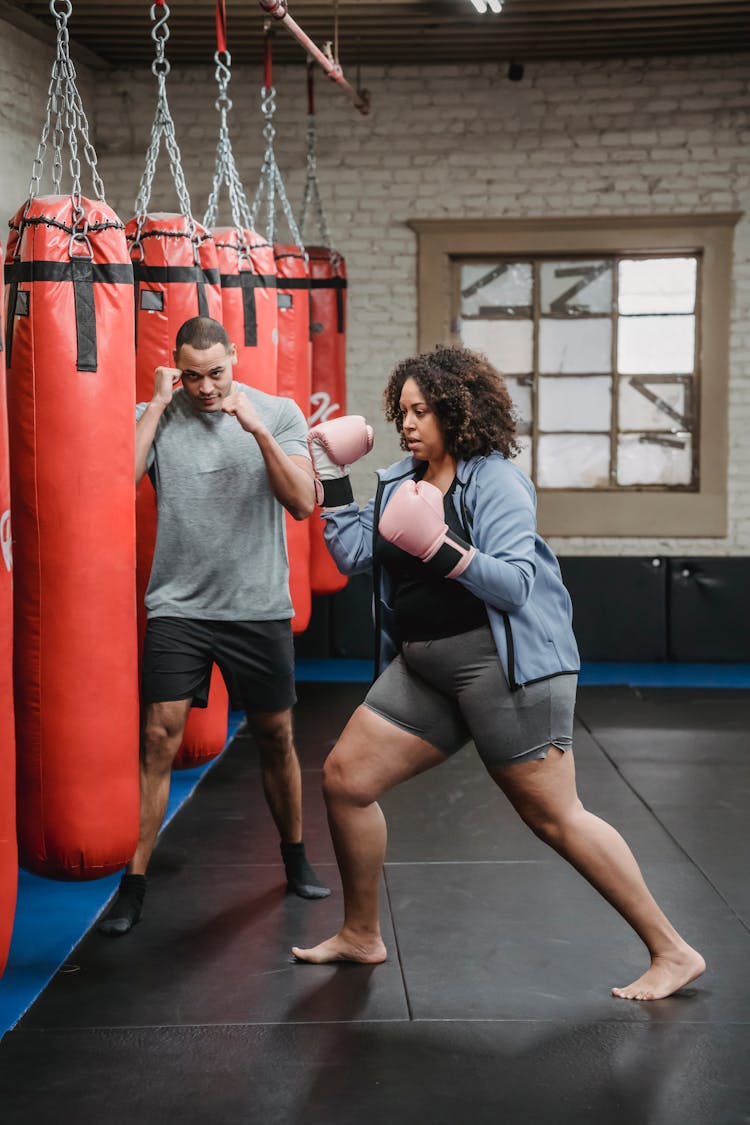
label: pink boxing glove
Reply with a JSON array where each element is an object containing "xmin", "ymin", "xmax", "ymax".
[
  {"xmin": 307, "ymin": 415, "xmax": 374, "ymax": 508},
  {"xmin": 379, "ymin": 479, "xmax": 476, "ymax": 579}
]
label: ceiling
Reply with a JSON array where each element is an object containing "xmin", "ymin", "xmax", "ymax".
[{"xmin": 2, "ymin": 0, "xmax": 749, "ymax": 72}]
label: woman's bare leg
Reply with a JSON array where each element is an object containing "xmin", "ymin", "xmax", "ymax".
[
  {"xmin": 292, "ymin": 705, "xmax": 447, "ymax": 963},
  {"xmin": 489, "ymin": 748, "xmax": 705, "ymax": 1000}
]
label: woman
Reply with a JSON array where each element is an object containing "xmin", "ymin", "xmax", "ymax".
[{"xmin": 296, "ymin": 344, "xmax": 704, "ymax": 1001}]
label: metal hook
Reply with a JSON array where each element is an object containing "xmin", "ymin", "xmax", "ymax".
[{"xmin": 150, "ymin": 2, "xmax": 171, "ymax": 43}]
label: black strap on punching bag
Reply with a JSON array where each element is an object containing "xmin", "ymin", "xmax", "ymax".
[{"xmin": 4, "ymin": 259, "xmax": 133, "ymax": 372}]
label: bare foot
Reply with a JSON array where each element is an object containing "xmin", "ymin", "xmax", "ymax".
[
  {"xmin": 612, "ymin": 945, "xmax": 706, "ymax": 1000},
  {"xmin": 292, "ymin": 929, "xmax": 387, "ymax": 965}
]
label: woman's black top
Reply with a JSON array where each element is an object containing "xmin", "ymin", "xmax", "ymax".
[{"xmin": 374, "ymin": 477, "xmax": 487, "ymax": 644}]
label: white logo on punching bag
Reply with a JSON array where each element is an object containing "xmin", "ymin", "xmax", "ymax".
[
  {"xmin": 308, "ymin": 391, "xmax": 341, "ymax": 427},
  {"xmin": 0, "ymin": 509, "xmax": 11, "ymax": 572}
]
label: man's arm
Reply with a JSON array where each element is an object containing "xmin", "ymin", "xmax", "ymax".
[
  {"xmin": 221, "ymin": 389, "xmax": 315, "ymax": 520},
  {"xmin": 135, "ymin": 367, "xmax": 180, "ymax": 483}
]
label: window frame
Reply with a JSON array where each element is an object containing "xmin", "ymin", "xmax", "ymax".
[{"xmin": 408, "ymin": 214, "xmax": 739, "ymax": 538}]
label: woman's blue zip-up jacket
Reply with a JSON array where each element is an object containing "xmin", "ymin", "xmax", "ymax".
[{"xmin": 321, "ymin": 451, "xmax": 580, "ymax": 691}]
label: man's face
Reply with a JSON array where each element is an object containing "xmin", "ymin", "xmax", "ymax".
[{"xmin": 175, "ymin": 341, "xmax": 237, "ymax": 411}]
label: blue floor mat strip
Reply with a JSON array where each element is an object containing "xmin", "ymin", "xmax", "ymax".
[
  {"xmin": 2, "ymin": 660, "xmax": 749, "ymax": 1039},
  {"xmin": 296, "ymin": 659, "xmax": 750, "ymax": 688},
  {"xmin": 0, "ymin": 713, "xmax": 245, "ymax": 1039}
]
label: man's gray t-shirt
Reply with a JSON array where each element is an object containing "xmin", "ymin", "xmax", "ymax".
[{"xmin": 136, "ymin": 384, "xmax": 309, "ymax": 621}]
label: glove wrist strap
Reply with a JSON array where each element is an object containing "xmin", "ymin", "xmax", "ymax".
[
  {"xmin": 318, "ymin": 476, "xmax": 354, "ymax": 508},
  {"xmin": 424, "ymin": 531, "xmax": 475, "ymax": 579}
]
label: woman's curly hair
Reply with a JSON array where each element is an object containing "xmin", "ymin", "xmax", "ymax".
[{"xmin": 384, "ymin": 344, "xmax": 521, "ymax": 460}]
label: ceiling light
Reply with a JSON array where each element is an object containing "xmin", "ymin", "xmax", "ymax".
[{"xmin": 468, "ymin": 0, "xmax": 503, "ymax": 13}]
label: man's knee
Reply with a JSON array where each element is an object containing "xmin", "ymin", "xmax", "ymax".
[
  {"xmin": 249, "ymin": 711, "xmax": 296, "ymax": 768},
  {"xmin": 141, "ymin": 706, "xmax": 187, "ymax": 772}
]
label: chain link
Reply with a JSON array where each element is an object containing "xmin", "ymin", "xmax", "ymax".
[
  {"xmin": 26, "ymin": 0, "xmax": 106, "ymax": 209},
  {"xmin": 133, "ymin": 3, "xmax": 199, "ymax": 259},
  {"xmin": 299, "ymin": 114, "xmax": 331, "ymax": 248},
  {"xmin": 204, "ymin": 50, "xmax": 254, "ymax": 253},
  {"xmin": 249, "ymin": 85, "xmax": 304, "ymax": 249}
]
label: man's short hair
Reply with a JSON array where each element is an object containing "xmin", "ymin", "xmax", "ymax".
[{"xmin": 175, "ymin": 316, "xmax": 230, "ymax": 353}]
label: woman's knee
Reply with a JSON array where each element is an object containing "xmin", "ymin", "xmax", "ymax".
[
  {"xmin": 322, "ymin": 751, "xmax": 378, "ymax": 807},
  {"xmin": 518, "ymin": 798, "xmax": 585, "ymax": 847}
]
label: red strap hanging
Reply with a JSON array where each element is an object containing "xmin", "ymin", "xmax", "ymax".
[
  {"xmin": 264, "ymin": 23, "xmax": 273, "ymax": 89},
  {"xmin": 215, "ymin": 0, "xmax": 228, "ymax": 55}
]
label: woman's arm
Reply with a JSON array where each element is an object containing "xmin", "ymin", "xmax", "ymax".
[
  {"xmin": 455, "ymin": 464, "xmax": 537, "ymax": 612},
  {"xmin": 321, "ymin": 497, "xmax": 377, "ymax": 575}
]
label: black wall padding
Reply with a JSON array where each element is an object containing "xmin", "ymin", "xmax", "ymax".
[
  {"xmin": 557, "ymin": 557, "xmax": 668, "ymax": 662},
  {"xmin": 669, "ymin": 558, "xmax": 750, "ymax": 662},
  {"xmin": 293, "ymin": 592, "xmax": 331, "ymax": 660},
  {"xmin": 331, "ymin": 572, "xmax": 375, "ymax": 660}
]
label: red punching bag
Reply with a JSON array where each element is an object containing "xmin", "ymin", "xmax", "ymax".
[
  {"xmin": 307, "ymin": 247, "xmax": 348, "ymax": 594},
  {"xmin": 299, "ymin": 63, "xmax": 349, "ymax": 595},
  {"xmin": 247, "ymin": 29, "xmax": 313, "ymax": 636},
  {"xmin": 130, "ymin": 1, "xmax": 229, "ymax": 768},
  {"xmin": 212, "ymin": 230, "xmax": 278, "ymax": 395},
  {"xmin": 275, "ymin": 244, "xmax": 312, "ymax": 634},
  {"xmin": 0, "ymin": 237, "xmax": 17, "ymax": 970},
  {"xmin": 128, "ymin": 218, "xmax": 229, "ymax": 770},
  {"xmin": 203, "ymin": 24, "xmax": 278, "ymax": 396},
  {"xmin": 6, "ymin": 196, "xmax": 139, "ymax": 879}
]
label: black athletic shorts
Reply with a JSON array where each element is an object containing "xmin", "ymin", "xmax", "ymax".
[{"xmin": 142, "ymin": 617, "xmax": 297, "ymax": 715}]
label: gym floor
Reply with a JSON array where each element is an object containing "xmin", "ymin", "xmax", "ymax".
[{"xmin": 0, "ymin": 679, "xmax": 748, "ymax": 1124}]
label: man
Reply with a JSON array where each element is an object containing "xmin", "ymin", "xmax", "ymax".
[{"xmin": 99, "ymin": 316, "xmax": 329, "ymax": 936}]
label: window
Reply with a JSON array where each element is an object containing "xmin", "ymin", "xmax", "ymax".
[
  {"xmin": 409, "ymin": 216, "xmax": 738, "ymax": 537},
  {"xmin": 457, "ymin": 254, "xmax": 698, "ymax": 490}
]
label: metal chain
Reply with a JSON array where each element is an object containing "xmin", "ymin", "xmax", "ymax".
[
  {"xmin": 132, "ymin": 3, "xmax": 198, "ymax": 257},
  {"xmin": 249, "ymin": 85, "xmax": 304, "ymax": 249},
  {"xmin": 26, "ymin": 0, "xmax": 105, "ymax": 206},
  {"xmin": 299, "ymin": 114, "xmax": 331, "ymax": 248},
  {"xmin": 203, "ymin": 47, "xmax": 252, "ymax": 250}
]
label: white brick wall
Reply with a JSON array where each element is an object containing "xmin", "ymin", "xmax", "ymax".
[{"xmin": 2, "ymin": 24, "xmax": 749, "ymax": 555}]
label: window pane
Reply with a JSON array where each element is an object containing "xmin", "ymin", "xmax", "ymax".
[
  {"xmin": 618, "ymin": 378, "xmax": 688, "ymax": 431},
  {"xmin": 618, "ymin": 314, "xmax": 695, "ymax": 375},
  {"xmin": 460, "ymin": 262, "xmax": 532, "ymax": 317},
  {"xmin": 540, "ymin": 260, "xmax": 612, "ymax": 315},
  {"xmin": 537, "ymin": 434, "xmax": 610, "ymax": 488},
  {"xmin": 459, "ymin": 318, "xmax": 533, "ymax": 374},
  {"xmin": 539, "ymin": 318, "xmax": 612, "ymax": 374},
  {"xmin": 617, "ymin": 433, "xmax": 693, "ymax": 485},
  {"xmin": 538, "ymin": 376, "xmax": 611, "ymax": 432},
  {"xmin": 505, "ymin": 377, "xmax": 532, "ymax": 435},
  {"xmin": 618, "ymin": 258, "xmax": 697, "ymax": 314}
]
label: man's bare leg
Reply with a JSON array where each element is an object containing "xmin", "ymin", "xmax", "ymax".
[
  {"xmin": 292, "ymin": 706, "xmax": 447, "ymax": 962},
  {"xmin": 248, "ymin": 708, "xmax": 330, "ymax": 899},
  {"xmin": 489, "ymin": 748, "xmax": 705, "ymax": 1000},
  {"xmin": 98, "ymin": 699, "xmax": 191, "ymax": 935}
]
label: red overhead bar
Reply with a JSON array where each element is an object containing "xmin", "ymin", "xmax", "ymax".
[{"xmin": 257, "ymin": 0, "xmax": 370, "ymax": 115}]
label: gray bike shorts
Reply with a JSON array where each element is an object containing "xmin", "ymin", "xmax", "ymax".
[{"xmin": 364, "ymin": 624, "xmax": 577, "ymax": 768}]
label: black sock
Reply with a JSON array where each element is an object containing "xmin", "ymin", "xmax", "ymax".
[
  {"xmin": 281, "ymin": 842, "xmax": 330, "ymax": 899},
  {"xmin": 97, "ymin": 874, "xmax": 147, "ymax": 936}
]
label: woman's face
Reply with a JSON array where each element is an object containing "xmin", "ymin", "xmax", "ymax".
[{"xmin": 398, "ymin": 377, "xmax": 446, "ymax": 462}]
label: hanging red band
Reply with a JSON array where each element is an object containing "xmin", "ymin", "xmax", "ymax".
[
  {"xmin": 215, "ymin": 0, "xmax": 228, "ymax": 55},
  {"xmin": 264, "ymin": 25, "xmax": 273, "ymax": 89}
]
